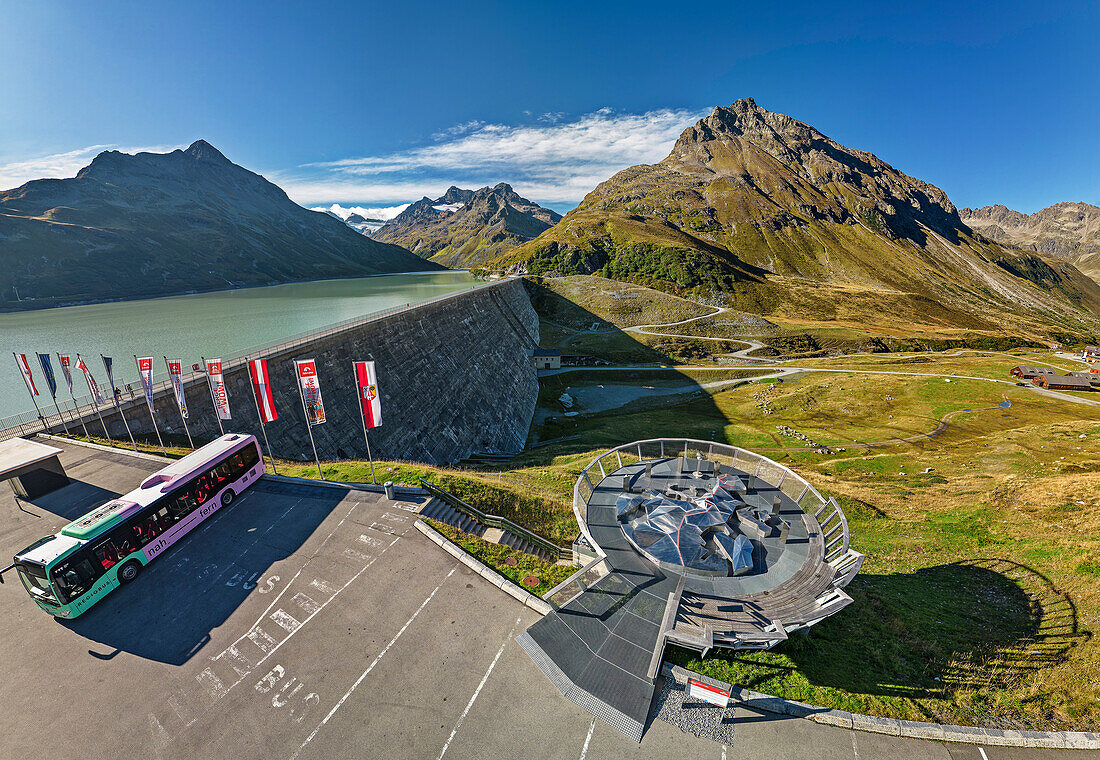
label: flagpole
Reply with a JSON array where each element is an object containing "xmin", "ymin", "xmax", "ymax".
[
  {"xmin": 78, "ymin": 355, "xmax": 113, "ymax": 444},
  {"xmin": 39, "ymin": 353, "xmax": 70, "ymax": 436},
  {"xmin": 164, "ymin": 357, "xmax": 194, "ymax": 449},
  {"xmin": 136, "ymin": 356, "xmax": 166, "ymax": 455},
  {"xmin": 102, "ymin": 355, "xmax": 137, "ymax": 451},
  {"xmin": 14, "ymin": 353, "xmax": 48, "ymax": 435},
  {"xmin": 247, "ymin": 357, "xmax": 277, "ymax": 475},
  {"xmin": 202, "ymin": 356, "xmax": 225, "ymax": 436},
  {"xmin": 293, "ymin": 360, "xmax": 323, "ymax": 480},
  {"xmin": 354, "ymin": 361, "xmax": 377, "ymax": 484},
  {"xmin": 62, "ymin": 353, "xmax": 90, "ymax": 439}
]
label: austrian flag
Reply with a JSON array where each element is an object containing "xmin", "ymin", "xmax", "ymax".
[{"xmin": 249, "ymin": 358, "xmax": 277, "ymax": 423}]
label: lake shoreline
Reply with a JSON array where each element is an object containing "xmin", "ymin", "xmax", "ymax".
[{"xmin": 0, "ymin": 268, "xmax": 471, "ymax": 314}]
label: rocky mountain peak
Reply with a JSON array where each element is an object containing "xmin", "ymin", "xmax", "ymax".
[{"xmin": 183, "ymin": 139, "xmax": 231, "ymax": 164}]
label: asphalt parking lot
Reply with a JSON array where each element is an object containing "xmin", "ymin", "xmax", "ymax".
[{"xmin": 0, "ymin": 440, "xmax": 1092, "ymax": 759}]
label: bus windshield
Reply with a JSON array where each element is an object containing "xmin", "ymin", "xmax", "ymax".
[{"xmin": 16, "ymin": 562, "xmax": 59, "ymax": 605}]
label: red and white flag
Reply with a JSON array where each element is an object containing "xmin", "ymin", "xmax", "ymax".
[
  {"xmin": 14, "ymin": 353, "xmax": 38, "ymax": 397},
  {"xmin": 354, "ymin": 361, "xmax": 382, "ymax": 429},
  {"xmin": 75, "ymin": 355, "xmax": 107, "ymax": 405},
  {"xmin": 166, "ymin": 358, "xmax": 188, "ymax": 419},
  {"xmin": 249, "ymin": 358, "xmax": 277, "ymax": 423},
  {"xmin": 205, "ymin": 358, "xmax": 232, "ymax": 420},
  {"xmin": 295, "ymin": 359, "xmax": 326, "ymax": 425},
  {"xmin": 135, "ymin": 356, "xmax": 156, "ymax": 409},
  {"xmin": 58, "ymin": 353, "xmax": 75, "ymax": 394}
]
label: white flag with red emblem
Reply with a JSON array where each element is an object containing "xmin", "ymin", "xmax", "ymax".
[{"xmin": 354, "ymin": 361, "xmax": 382, "ymax": 429}]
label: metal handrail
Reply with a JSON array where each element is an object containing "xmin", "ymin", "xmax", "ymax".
[
  {"xmin": 571, "ymin": 437, "xmax": 850, "ymax": 569},
  {"xmin": 418, "ymin": 478, "xmax": 571, "ymax": 561},
  {"xmin": 0, "ymin": 277, "xmax": 513, "ymax": 441}
]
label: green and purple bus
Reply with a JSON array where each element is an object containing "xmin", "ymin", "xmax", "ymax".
[{"xmin": 7, "ymin": 433, "xmax": 264, "ymax": 618}]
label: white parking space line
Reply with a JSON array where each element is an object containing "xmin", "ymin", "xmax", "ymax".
[
  {"xmin": 851, "ymin": 731, "xmax": 859, "ymax": 759},
  {"xmin": 289, "ymin": 565, "xmax": 459, "ymax": 760},
  {"xmin": 579, "ymin": 719, "xmax": 596, "ymax": 760},
  {"xmin": 216, "ymin": 532, "xmax": 407, "ymax": 700},
  {"xmin": 979, "ymin": 749, "xmax": 989, "ymax": 760},
  {"xmin": 437, "ymin": 616, "xmax": 523, "ymax": 760}
]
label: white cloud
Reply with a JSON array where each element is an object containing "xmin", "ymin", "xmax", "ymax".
[
  {"xmin": 0, "ymin": 143, "xmax": 182, "ymax": 190},
  {"xmin": 278, "ymin": 106, "xmax": 708, "ymax": 207}
]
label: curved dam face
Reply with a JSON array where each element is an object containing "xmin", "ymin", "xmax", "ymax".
[{"xmin": 82, "ymin": 278, "xmax": 539, "ymax": 465}]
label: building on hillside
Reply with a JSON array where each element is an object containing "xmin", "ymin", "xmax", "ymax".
[
  {"xmin": 1083, "ymin": 346, "xmax": 1100, "ymax": 361},
  {"xmin": 1010, "ymin": 366, "xmax": 1058, "ymax": 380},
  {"xmin": 530, "ymin": 348, "xmax": 562, "ymax": 370},
  {"xmin": 1037, "ymin": 374, "xmax": 1096, "ymax": 392},
  {"xmin": 1065, "ymin": 371, "xmax": 1100, "ymax": 387}
]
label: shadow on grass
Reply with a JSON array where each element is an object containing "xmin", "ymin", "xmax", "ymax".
[{"xmin": 678, "ymin": 558, "xmax": 1088, "ymax": 700}]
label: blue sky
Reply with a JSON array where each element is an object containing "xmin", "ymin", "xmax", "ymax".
[{"xmin": 0, "ymin": 1, "xmax": 1096, "ymax": 215}]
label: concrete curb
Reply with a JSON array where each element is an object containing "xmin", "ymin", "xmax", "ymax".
[
  {"xmin": 415, "ymin": 519, "xmax": 553, "ymax": 615},
  {"xmin": 661, "ymin": 664, "xmax": 1100, "ymax": 748},
  {"xmin": 262, "ymin": 472, "xmax": 426, "ymax": 497},
  {"xmin": 41, "ymin": 434, "xmax": 428, "ymax": 497},
  {"xmin": 38, "ymin": 433, "xmax": 175, "ymax": 464}
]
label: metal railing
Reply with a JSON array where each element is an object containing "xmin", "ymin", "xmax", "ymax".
[
  {"xmin": 418, "ymin": 478, "xmax": 572, "ymax": 562},
  {"xmin": 571, "ymin": 438, "xmax": 855, "ymax": 575},
  {"xmin": 0, "ymin": 277, "xmax": 515, "ymax": 442}
]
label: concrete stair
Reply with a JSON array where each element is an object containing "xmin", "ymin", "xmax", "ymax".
[{"xmin": 417, "ymin": 498, "xmax": 556, "ymax": 561}]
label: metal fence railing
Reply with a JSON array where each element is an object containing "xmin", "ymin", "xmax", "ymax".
[
  {"xmin": 571, "ymin": 438, "xmax": 857, "ymax": 575},
  {"xmin": 0, "ymin": 277, "xmax": 513, "ymax": 443}
]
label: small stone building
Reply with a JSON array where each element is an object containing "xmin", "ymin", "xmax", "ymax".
[{"xmin": 530, "ymin": 348, "xmax": 562, "ymax": 370}]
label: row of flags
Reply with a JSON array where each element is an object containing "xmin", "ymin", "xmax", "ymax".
[{"xmin": 12, "ymin": 352, "xmax": 384, "ymax": 480}]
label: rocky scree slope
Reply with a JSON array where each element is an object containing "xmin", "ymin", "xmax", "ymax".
[{"xmin": 961, "ymin": 202, "xmax": 1100, "ymax": 284}]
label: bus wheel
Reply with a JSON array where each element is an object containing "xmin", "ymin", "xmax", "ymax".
[
  {"xmin": 118, "ymin": 560, "xmax": 141, "ymax": 584},
  {"xmin": 221, "ymin": 489, "xmax": 235, "ymax": 507}
]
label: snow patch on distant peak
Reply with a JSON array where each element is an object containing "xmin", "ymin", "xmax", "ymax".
[
  {"xmin": 432, "ymin": 203, "xmax": 464, "ymax": 213},
  {"xmin": 311, "ymin": 202, "xmax": 410, "ymax": 222}
]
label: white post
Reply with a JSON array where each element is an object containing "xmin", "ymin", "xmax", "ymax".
[
  {"xmin": 164, "ymin": 357, "xmax": 194, "ymax": 449},
  {"xmin": 246, "ymin": 358, "xmax": 277, "ymax": 475},
  {"xmin": 354, "ymin": 362, "xmax": 376, "ymax": 484},
  {"xmin": 202, "ymin": 356, "xmax": 225, "ymax": 436},
  {"xmin": 294, "ymin": 360, "xmax": 323, "ymax": 480},
  {"xmin": 135, "ymin": 356, "xmax": 166, "ymax": 455}
]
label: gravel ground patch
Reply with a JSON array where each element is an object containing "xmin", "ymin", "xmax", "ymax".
[{"xmin": 652, "ymin": 675, "xmax": 736, "ymax": 745}]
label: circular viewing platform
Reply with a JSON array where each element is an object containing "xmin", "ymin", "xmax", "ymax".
[{"xmin": 571, "ymin": 439, "xmax": 864, "ymax": 651}]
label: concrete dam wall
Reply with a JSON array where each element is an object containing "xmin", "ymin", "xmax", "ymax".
[{"xmin": 73, "ymin": 278, "xmax": 540, "ymax": 465}]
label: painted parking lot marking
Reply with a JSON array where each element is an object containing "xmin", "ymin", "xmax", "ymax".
[
  {"xmin": 270, "ymin": 609, "xmax": 302, "ymax": 633},
  {"xmin": 291, "ymin": 592, "xmax": 321, "ymax": 615},
  {"xmin": 342, "ymin": 547, "xmax": 371, "ymax": 563},
  {"xmin": 579, "ymin": 719, "xmax": 596, "ymax": 760},
  {"xmin": 150, "ymin": 493, "xmax": 413, "ymax": 752},
  {"xmin": 437, "ymin": 615, "xmax": 522, "ymax": 760},
  {"xmin": 290, "ymin": 565, "xmax": 459, "ymax": 760},
  {"xmin": 358, "ymin": 534, "xmax": 383, "ymax": 548}
]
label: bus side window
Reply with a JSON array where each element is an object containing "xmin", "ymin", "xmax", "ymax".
[{"xmin": 93, "ymin": 540, "xmax": 120, "ymax": 570}]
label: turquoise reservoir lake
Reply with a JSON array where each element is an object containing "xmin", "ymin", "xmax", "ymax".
[{"xmin": 0, "ymin": 271, "xmax": 477, "ymax": 421}]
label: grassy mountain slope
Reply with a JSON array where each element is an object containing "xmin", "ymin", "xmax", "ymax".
[
  {"xmin": 0, "ymin": 140, "xmax": 440, "ymax": 310},
  {"xmin": 492, "ymin": 99, "xmax": 1100, "ymax": 342}
]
